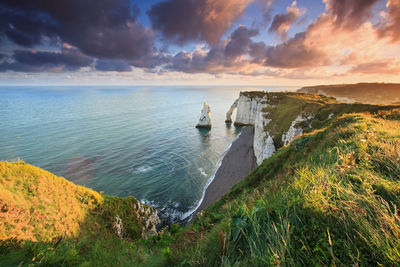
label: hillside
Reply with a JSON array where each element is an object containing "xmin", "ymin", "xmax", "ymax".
[
  {"xmin": 0, "ymin": 162, "xmax": 161, "ymax": 266},
  {"xmin": 297, "ymin": 83, "xmax": 400, "ymax": 104},
  {"xmin": 1, "ymin": 92, "xmax": 400, "ymax": 266}
]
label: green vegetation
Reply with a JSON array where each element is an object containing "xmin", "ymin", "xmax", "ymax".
[
  {"xmin": 262, "ymin": 92, "xmax": 398, "ymax": 148},
  {"xmin": 1, "ymin": 93, "xmax": 400, "ymax": 266}
]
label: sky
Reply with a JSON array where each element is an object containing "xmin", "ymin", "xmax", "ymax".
[{"xmin": 0, "ymin": 0, "xmax": 399, "ymax": 86}]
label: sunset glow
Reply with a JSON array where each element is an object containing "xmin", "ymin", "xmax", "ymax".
[{"xmin": 1, "ymin": 0, "xmax": 399, "ymax": 85}]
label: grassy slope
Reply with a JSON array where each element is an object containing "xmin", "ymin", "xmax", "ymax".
[
  {"xmin": 169, "ymin": 102, "xmax": 400, "ymax": 265},
  {"xmin": 0, "ymin": 162, "xmax": 165, "ymax": 266}
]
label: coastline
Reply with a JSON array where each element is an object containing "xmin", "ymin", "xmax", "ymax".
[{"xmin": 189, "ymin": 126, "xmax": 257, "ymax": 221}]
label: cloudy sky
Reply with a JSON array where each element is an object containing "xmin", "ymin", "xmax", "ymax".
[{"xmin": 0, "ymin": 0, "xmax": 399, "ymax": 86}]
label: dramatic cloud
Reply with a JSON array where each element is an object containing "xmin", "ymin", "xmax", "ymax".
[
  {"xmin": 0, "ymin": 44, "xmax": 93, "ymax": 72},
  {"xmin": 225, "ymin": 26, "xmax": 259, "ymax": 58},
  {"xmin": 166, "ymin": 26, "xmax": 258, "ymax": 73},
  {"xmin": 376, "ymin": 0, "xmax": 400, "ymax": 42},
  {"xmin": 1, "ymin": 0, "xmax": 399, "ymax": 83},
  {"xmin": 263, "ymin": 32, "xmax": 329, "ymax": 68},
  {"xmin": 0, "ymin": 0, "xmax": 156, "ymax": 63},
  {"xmin": 148, "ymin": 0, "xmax": 252, "ymax": 45},
  {"xmin": 269, "ymin": 1, "xmax": 305, "ymax": 39},
  {"xmin": 323, "ymin": 0, "xmax": 380, "ymax": 29}
]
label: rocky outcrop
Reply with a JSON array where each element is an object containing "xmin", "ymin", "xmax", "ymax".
[
  {"xmin": 282, "ymin": 114, "xmax": 314, "ymax": 146},
  {"xmin": 196, "ymin": 101, "xmax": 212, "ymax": 128},
  {"xmin": 225, "ymin": 99, "xmax": 238, "ymax": 123},
  {"xmin": 135, "ymin": 201, "xmax": 161, "ymax": 239}
]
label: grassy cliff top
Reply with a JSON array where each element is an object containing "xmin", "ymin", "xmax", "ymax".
[
  {"xmin": 262, "ymin": 92, "xmax": 400, "ymax": 148},
  {"xmin": 297, "ymin": 82, "xmax": 400, "ymax": 104}
]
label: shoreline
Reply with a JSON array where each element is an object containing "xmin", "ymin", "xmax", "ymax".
[{"xmin": 188, "ymin": 126, "xmax": 257, "ymax": 221}]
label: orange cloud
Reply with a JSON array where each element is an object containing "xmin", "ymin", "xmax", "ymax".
[{"xmin": 376, "ymin": 0, "xmax": 400, "ymax": 42}]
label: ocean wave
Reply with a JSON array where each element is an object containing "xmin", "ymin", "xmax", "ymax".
[
  {"xmin": 140, "ymin": 199, "xmax": 195, "ymax": 223},
  {"xmin": 198, "ymin": 168, "xmax": 207, "ymax": 177},
  {"xmin": 131, "ymin": 165, "xmax": 153, "ymax": 174}
]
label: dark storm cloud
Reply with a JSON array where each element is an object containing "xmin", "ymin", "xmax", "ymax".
[
  {"xmin": 0, "ymin": 0, "xmax": 156, "ymax": 63},
  {"xmin": 95, "ymin": 59, "xmax": 132, "ymax": 72},
  {"xmin": 225, "ymin": 26, "xmax": 258, "ymax": 58},
  {"xmin": 269, "ymin": 2, "xmax": 304, "ymax": 38},
  {"xmin": 147, "ymin": 0, "xmax": 252, "ymax": 45},
  {"xmin": 325, "ymin": 0, "xmax": 380, "ymax": 28},
  {"xmin": 0, "ymin": 44, "xmax": 93, "ymax": 72},
  {"xmin": 376, "ymin": 0, "xmax": 400, "ymax": 42},
  {"xmin": 166, "ymin": 26, "xmax": 258, "ymax": 73},
  {"xmin": 262, "ymin": 32, "xmax": 329, "ymax": 68}
]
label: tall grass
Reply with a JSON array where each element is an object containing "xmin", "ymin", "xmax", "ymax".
[{"xmin": 176, "ymin": 113, "xmax": 400, "ymax": 266}]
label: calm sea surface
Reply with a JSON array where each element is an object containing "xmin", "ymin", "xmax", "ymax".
[{"xmin": 0, "ymin": 86, "xmax": 291, "ymax": 222}]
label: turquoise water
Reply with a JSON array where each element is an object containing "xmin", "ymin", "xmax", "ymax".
[{"xmin": 0, "ymin": 86, "xmax": 289, "ymax": 222}]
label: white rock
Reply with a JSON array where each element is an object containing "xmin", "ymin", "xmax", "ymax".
[
  {"xmin": 196, "ymin": 101, "xmax": 212, "ymax": 128},
  {"xmin": 281, "ymin": 114, "xmax": 314, "ymax": 146},
  {"xmin": 263, "ymin": 134, "xmax": 276, "ymax": 160},
  {"xmin": 235, "ymin": 95, "xmax": 261, "ymax": 125},
  {"xmin": 225, "ymin": 98, "xmax": 238, "ymax": 122},
  {"xmin": 253, "ymin": 109, "xmax": 275, "ymax": 165}
]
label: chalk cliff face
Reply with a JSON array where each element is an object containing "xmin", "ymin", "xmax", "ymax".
[
  {"xmin": 196, "ymin": 101, "xmax": 212, "ymax": 128},
  {"xmin": 228, "ymin": 92, "xmax": 317, "ymax": 165},
  {"xmin": 253, "ymin": 110, "xmax": 275, "ymax": 165},
  {"xmin": 234, "ymin": 93, "xmax": 267, "ymax": 125},
  {"xmin": 281, "ymin": 114, "xmax": 313, "ymax": 146}
]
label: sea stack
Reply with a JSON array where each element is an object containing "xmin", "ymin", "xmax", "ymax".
[{"xmin": 196, "ymin": 101, "xmax": 212, "ymax": 128}]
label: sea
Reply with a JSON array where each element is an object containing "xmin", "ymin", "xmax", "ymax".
[{"xmin": 0, "ymin": 85, "xmax": 292, "ymax": 222}]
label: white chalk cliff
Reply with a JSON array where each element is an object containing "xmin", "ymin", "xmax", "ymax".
[
  {"xmin": 196, "ymin": 101, "xmax": 212, "ymax": 128},
  {"xmin": 234, "ymin": 93, "xmax": 267, "ymax": 125},
  {"xmin": 227, "ymin": 92, "xmax": 313, "ymax": 165},
  {"xmin": 253, "ymin": 110, "xmax": 275, "ymax": 165}
]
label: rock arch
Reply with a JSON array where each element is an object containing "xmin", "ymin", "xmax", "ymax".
[{"xmin": 225, "ymin": 98, "xmax": 238, "ymax": 123}]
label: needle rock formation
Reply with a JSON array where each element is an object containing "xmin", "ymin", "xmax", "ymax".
[{"xmin": 196, "ymin": 101, "xmax": 212, "ymax": 128}]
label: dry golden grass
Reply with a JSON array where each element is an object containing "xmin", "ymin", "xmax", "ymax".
[{"xmin": 0, "ymin": 162, "xmax": 103, "ymax": 242}]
